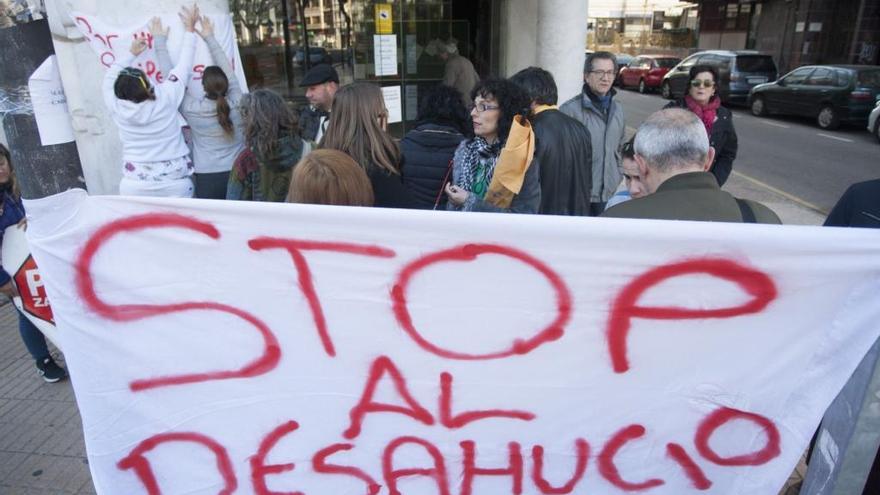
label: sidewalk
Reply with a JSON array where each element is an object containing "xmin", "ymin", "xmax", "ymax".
[
  {"xmin": 0, "ymin": 302, "xmax": 93, "ymax": 494},
  {"xmin": 0, "ymin": 183, "xmax": 823, "ymax": 493}
]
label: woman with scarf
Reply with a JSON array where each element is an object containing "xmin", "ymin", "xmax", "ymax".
[
  {"xmin": 444, "ymin": 78, "xmax": 541, "ymax": 213},
  {"xmin": 664, "ymin": 65, "xmax": 738, "ymax": 186}
]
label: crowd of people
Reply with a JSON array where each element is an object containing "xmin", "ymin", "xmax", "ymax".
[
  {"xmin": 93, "ymin": 3, "xmax": 779, "ymax": 225},
  {"xmin": 4, "ymin": 5, "xmax": 879, "ymax": 384}
]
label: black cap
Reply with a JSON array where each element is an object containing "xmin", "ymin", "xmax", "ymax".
[{"xmin": 299, "ymin": 64, "xmax": 340, "ymax": 87}]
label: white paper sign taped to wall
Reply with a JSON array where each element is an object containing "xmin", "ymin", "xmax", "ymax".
[{"xmin": 27, "ymin": 55, "xmax": 75, "ymax": 146}]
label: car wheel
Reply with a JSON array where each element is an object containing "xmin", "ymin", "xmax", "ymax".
[
  {"xmin": 751, "ymin": 96, "xmax": 767, "ymax": 117},
  {"xmin": 661, "ymin": 82, "xmax": 672, "ymax": 99},
  {"xmin": 817, "ymin": 105, "xmax": 840, "ymax": 130},
  {"xmin": 638, "ymin": 79, "xmax": 647, "ymax": 94}
]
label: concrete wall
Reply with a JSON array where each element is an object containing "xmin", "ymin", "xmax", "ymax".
[
  {"xmin": 44, "ymin": 0, "xmax": 231, "ymax": 195},
  {"xmin": 698, "ymin": 31, "xmax": 748, "ymax": 51},
  {"xmin": 500, "ymin": 0, "xmax": 588, "ymax": 104}
]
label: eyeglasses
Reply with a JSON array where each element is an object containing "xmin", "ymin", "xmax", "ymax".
[
  {"xmin": 472, "ymin": 103, "xmax": 500, "ymax": 113},
  {"xmin": 690, "ymin": 79, "xmax": 715, "ymax": 88},
  {"xmin": 590, "ymin": 70, "xmax": 616, "ymax": 80}
]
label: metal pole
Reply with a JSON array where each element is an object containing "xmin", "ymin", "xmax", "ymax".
[{"xmin": 280, "ymin": 0, "xmax": 294, "ymax": 90}]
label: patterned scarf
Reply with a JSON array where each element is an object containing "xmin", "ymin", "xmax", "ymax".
[
  {"xmin": 458, "ymin": 137, "xmax": 502, "ymax": 198},
  {"xmin": 685, "ymin": 95, "xmax": 721, "ymax": 137}
]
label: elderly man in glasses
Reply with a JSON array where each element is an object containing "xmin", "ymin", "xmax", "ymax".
[
  {"xmin": 560, "ymin": 51, "xmax": 626, "ymax": 216},
  {"xmin": 602, "ymin": 109, "xmax": 779, "ymax": 224}
]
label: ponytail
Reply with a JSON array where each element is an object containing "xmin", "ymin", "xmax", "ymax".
[
  {"xmin": 215, "ymin": 95, "xmax": 234, "ymax": 136},
  {"xmin": 202, "ymin": 66, "xmax": 234, "ymax": 137}
]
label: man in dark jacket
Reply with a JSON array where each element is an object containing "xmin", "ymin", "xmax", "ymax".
[
  {"xmin": 511, "ymin": 67, "xmax": 592, "ymax": 216},
  {"xmin": 602, "ymin": 109, "xmax": 780, "ymax": 224},
  {"xmin": 297, "ymin": 64, "xmax": 339, "ymax": 143},
  {"xmin": 824, "ymin": 179, "xmax": 880, "ymax": 227}
]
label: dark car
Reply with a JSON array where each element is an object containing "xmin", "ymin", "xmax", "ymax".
[
  {"xmin": 749, "ymin": 65, "xmax": 880, "ymax": 130},
  {"xmin": 613, "ymin": 53, "xmax": 634, "ymax": 84},
  {"xmin": 661, "ymin": 50, "xmax": 778, "ymax": 105},
  {"xmin": 293, "ymin": 47, "xmax": 331, "ymax": 66},
  {"xmin": 618, "ymin": 55, "xmax": 681, "ymax": 93}
]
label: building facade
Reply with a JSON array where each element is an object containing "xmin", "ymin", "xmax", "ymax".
[{"xmin": 697, "ymin": 0, "xmax": 879, "ymax": 74}]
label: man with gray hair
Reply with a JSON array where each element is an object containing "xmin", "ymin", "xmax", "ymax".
[
  {"xmin": 602, "ymin": 109, "xmax": 780, "ymax": 223},
  {"xmin": 561, "ymin": 51, "xmax": 626, "ymax": 216},
  {"xmin": 436, "ymin": 38, "xmax": 479, "ymax": 106}
]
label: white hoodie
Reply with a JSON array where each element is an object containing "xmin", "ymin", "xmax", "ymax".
[{"xmin": 102, "ymin": 32, "xmax": 197, "ymax": 164}]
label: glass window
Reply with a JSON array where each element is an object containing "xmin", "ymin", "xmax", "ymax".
[
  {"xmin": 656, "ymin": 58, "xmax": 680, "ymax": 68},
  {"xmin": 783, "ymin": 67, "xmax": 814, "ymax": 85},
  {"xmin": 834, "ymin": 69, "xmax": 852, "ymax": 87},
  {"xmin": 857, "ymin": 69, "xmax": 880, "ymax": 87},
  {"xmin": 735, "ymin": 55, "xmax": 776, "ymax": 73},
  {"xmin": 806, "ymin": 68, "xmax": 834, "ymax": 86}
]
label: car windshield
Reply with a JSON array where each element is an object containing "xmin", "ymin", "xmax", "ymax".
[
  {"xmin": 736, "ymin": 56, "xmax": 776, "ymax": 73},
  {"xmin": 655, "ymin": 58, "xmax": 680, "ymax": 68},
  {"xmin": 857, "ymin": 69, "xmax": 880, "ymax": 87}
]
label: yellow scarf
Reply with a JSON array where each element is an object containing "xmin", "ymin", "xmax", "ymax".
[
  {"xmin": 533, "ymin": 104, "xmax": 558, "ymax": 115},
  {"xmin": 484, "ymin": 114, "xmax": 535, "ymax": 209}
]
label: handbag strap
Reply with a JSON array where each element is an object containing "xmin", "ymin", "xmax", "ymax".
[{"xmin": 433, "ymin": 159, "xmax": 454, "ymax": 210}]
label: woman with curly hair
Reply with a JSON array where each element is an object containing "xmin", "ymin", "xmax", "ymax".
[
  {"xmin": 320, "ymin": 82, "xmax": 413, "ymax": 208},
  {"xmin": 399, "ymin": 84, "xmax": 470, "ymax": 209},
  {"xmin": 227, "ymin": 89, "xmax": 311, "ymax": 201},
  {"xmin": 444, "ymin": 78, "xmax": 541, "ymax": 213}
]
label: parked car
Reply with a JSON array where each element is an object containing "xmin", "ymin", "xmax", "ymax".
[
  {"xmin": 869, "ymin": 98, "xmax": 880, "ymax": 143},
  {"xmin": 661, "ymin": 50, "xmax": 778, "ymax": 105},
  {"xmin": 749, "ymin": 65, "xmax": 880, "ymax": 130},
  {"xmin": 613, "ymin": 53, "xmax": 634, "ymax": 84},
  {"xmin": 617, "ymin": 55, "xmax": 681, "ymax": 93},
  {"xmin": 293, "ymin": 47, "xmax": 331, "ymax": 66}
]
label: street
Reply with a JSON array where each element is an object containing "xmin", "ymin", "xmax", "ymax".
[{"xmin": 614, "ymin": 89, "xmax": 880, "ymax": 215}]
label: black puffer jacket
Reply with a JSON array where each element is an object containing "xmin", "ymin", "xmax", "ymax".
[
  {"xmin": 664, "ymin": 98, "xmax": 738, "ymax": 186},
  {"xmin": 400, "ymin": 123, "xmax": 465, "ymax": 209},
  {"xmin": 531, "ymin": 109, "xmax": 593, "ymax": 216}
]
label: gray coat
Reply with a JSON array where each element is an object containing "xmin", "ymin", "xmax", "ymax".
[{"xmin": 560, "ymin": 87, "xmax": 625, "ymax": 203}]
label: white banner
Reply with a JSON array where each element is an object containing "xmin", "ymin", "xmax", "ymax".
[
  {"xmin": 24, "ymin": 189, "xmax": 880, "ymax": 494},
  {"xmin": 69, "ymin": 12, "xmax": 247, "ymax": 99}
]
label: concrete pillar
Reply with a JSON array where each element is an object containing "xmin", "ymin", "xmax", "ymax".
[
  {"xmin": 536, "ymin": 0, "xmax": 589, "ymax": 103},
  {"xmin": 43, "ymin": 0, "xmax": 232, "ymax": 195},
  {"xmin": 500, "ymin": 0, "xmax": 588, "ymax": 104}
]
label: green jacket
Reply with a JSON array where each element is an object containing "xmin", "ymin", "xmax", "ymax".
[
  {"xmin": 227, "ymin": 135, "xmax": 311, "ymax": 202},
  {"xmin": 601, "ymin": 172, "xmax": 781, "ymax": 224}
]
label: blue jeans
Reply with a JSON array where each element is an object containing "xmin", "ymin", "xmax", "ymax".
[{"xmin": 17, "ymin": 311, "xmax": 49, "ymax": 361}]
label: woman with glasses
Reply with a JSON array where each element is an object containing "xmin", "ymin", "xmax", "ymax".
[
  {"xmin": 664, "ymin": 64, "xmax": 738, "ymax": 186},
  {"xmin": 444, "ymin": 78, "xmax": 541, "ymax": 213}
]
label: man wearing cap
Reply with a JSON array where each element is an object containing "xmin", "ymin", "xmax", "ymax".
[{"xmin": 298, "ymin": 64, "xmax": 339, "ymax": 144}]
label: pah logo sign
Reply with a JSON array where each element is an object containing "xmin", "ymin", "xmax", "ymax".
[{"xmin": 14, "ymin": 255, "xmax": 54, "ymax": 324}]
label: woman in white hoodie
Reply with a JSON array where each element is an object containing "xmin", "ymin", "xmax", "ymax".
[
  {"xmin": 153, "ymin": 15, "xmax": 244, "ymax": 199},
  {"xmin": 102, "ymin": 5, "xmax": 199, "ymax": 197}
]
